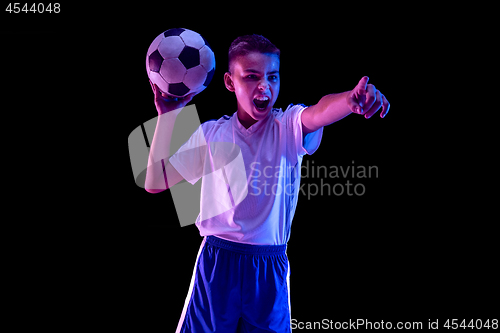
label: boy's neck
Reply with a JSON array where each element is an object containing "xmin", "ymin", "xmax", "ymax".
[{"xmin": 236, "ymin": 109, "xmax": 259, "ymax": 129}]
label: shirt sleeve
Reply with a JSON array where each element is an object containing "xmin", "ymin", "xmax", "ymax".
[
  {"xmin": 285, "ymin": 104, "xmax": 323, "ymax": 156},
  {"xmin": 168, "ymin": 124, "xmax": 208, "ymax": 185}
]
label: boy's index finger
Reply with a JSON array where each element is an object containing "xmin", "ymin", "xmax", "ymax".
[{"xmin": 357, "ymin": 76, "xmax": 369, "ymax": 91}]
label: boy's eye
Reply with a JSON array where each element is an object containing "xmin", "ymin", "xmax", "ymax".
[{"xmin": 244, "ymin": 74, "xmax": 279, "ymax": 81}]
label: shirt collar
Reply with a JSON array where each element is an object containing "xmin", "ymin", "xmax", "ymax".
[{"xmin": 232, "ymin": 110, "xmax": 272, "ymax": 136}]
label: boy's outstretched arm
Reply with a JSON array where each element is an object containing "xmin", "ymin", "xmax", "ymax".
[{"xmin": 301, "ymin": 76, "xmax": 390, "ymax": 134}]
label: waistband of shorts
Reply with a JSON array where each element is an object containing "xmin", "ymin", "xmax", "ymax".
[{"xmin": 205, "ymin": 236, "xmax": 286, "ymax": 255}]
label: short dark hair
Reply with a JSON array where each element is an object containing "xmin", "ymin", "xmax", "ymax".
[{"xmin": 228, "ymin": 34, "xmax": 280, "ymax": 72}]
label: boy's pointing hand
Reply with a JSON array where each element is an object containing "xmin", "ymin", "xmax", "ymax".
[{"xmin": 346, "ymin": 76, "xmax": 390, "ymax": 119}]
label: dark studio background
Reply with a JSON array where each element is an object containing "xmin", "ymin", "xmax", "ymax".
[{"xmin": 2, "ymin": 3, "xmax": 497, "ymax": 331}]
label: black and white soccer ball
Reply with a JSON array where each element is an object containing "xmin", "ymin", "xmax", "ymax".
[{"xmin": 146, "ymin": 28, "xmax": 215, "ymax": 98}]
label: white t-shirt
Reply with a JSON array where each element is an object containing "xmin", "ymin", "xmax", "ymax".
[{"xmin": 169, "ymin": 104, "xmax": 323, "ymax": 245}]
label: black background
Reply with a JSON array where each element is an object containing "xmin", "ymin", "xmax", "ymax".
[{"xmin": 2, "ymin": 3, "xmax": 497, "ymax": 331}]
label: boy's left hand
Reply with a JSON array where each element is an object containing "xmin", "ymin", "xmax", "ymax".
[{"xmin": 346, "ymin": 76, "xmax": 390, "ymax": 118}]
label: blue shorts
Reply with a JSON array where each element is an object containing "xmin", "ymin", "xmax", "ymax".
[{"xmin": 176, "ymin": 236, "xmax": 291, "ymax": 333}]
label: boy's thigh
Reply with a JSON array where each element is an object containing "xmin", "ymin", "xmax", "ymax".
[
  {"xmin": 240, "ymin": 254, "xmax": 291, "ymax": 332},
  {"xmin": 178, "ymin": 242, "xmax": 242, "ymax": 332}
]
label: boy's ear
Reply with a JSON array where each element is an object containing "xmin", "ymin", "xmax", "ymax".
[{"xmin": 224, "ymin": 72, "xmax": 235, "ymax": 92}]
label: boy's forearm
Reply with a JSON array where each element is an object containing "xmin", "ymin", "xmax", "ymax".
[
  {"xmin": 302, "ymin": 91, "xmax": 352, "ymax": 133},
  {"xmin": 313, "ymin": 91, "xmax": 352, "ymax": 126},
  {"xmin": 144, "ymin": 110, "xmax": 180, "ymax": 191}
]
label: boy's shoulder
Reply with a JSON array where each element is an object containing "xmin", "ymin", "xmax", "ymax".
[
  {"xmin": 274, "ymin": 103, "xmax": 307, "ymax": 114},
  {"xmin": 199, "ymin": 113, "xmax": 233, "ymax": 137},
  {"xmin": 272, "ymin": 104, "xmax": 308, "ymax": 122},
  {"xmin": 201, "ymin": 113, "xmax": 232, "ymax": 128}
]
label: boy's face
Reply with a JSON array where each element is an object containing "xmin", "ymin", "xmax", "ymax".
[{"xmin": 224, "ymin": 52, "xmax": 280, "ymax": 127}]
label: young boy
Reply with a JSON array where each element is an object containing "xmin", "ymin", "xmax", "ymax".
[{"xmin": 145, "ymin": 35, "xmax": 389, "ymax": 332}]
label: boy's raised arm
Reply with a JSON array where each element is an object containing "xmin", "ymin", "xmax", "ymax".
[
  {"xmin": 144, "ymin": 83, "xmax": 196, "ymax": 193},
  {"xmin": 301, "ymin": 76, "xmax": 390, "ymax": 134}
]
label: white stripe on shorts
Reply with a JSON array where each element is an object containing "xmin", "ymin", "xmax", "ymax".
[{"xmin": 175, "ymin": 237, "xmax": 206, "ymax": 333}]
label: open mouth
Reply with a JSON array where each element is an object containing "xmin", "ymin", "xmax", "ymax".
[{"xmin": 253, "ymin": 96, "xmax": 270, "ymax": 111}]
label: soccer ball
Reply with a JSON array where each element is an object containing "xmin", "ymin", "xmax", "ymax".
[{"xmin": 146, "ymin": 28, "xmax": 215, "ymax": 98}]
